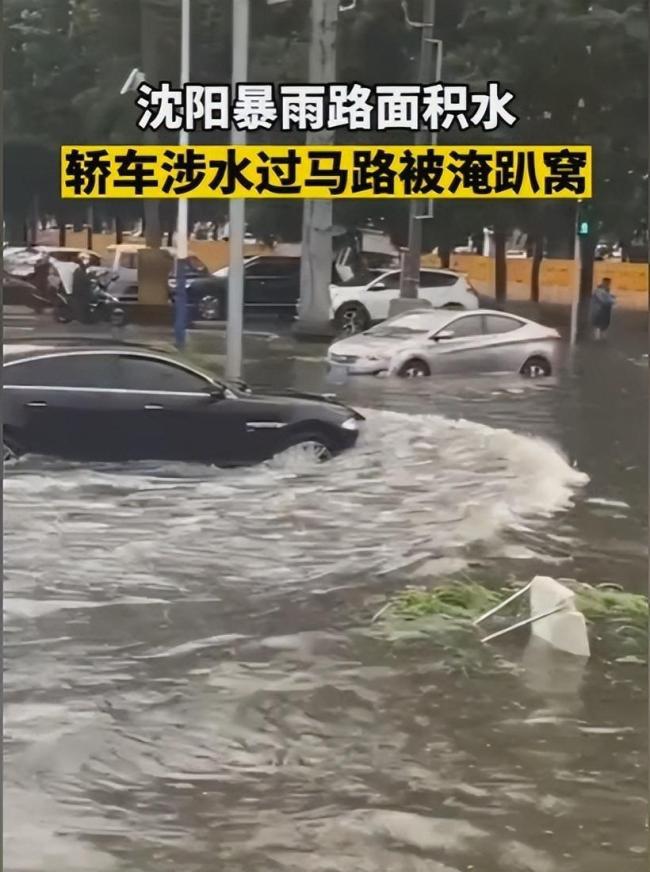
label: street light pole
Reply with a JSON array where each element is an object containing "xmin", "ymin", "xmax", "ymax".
[
  {"xmin": 226, "ymin": 0, "xmax": 250, "ymax": 381},
  {"xmin": 399, "ymin": 0, "xmax": 436, "ymax": 300},
  {"xmin": 174, "ymin": 0, "xmax": 191, "ymax": 349}
]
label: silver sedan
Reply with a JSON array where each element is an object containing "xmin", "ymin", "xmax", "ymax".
[{"xmin": 327, "ymin": 309, "xmax": 562, "ymax": 378}]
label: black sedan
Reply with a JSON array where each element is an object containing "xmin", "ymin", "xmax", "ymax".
[
  {"xmin": 3, "ymin": 342, "xmax": 363, "ymax": 466},
  {"xmin": 181, "ymin": 256, "xmax": 302, "ymax": 322}
]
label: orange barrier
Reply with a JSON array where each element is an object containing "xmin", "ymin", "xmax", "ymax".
[{"xmin": 422, "ymin": 252, "xmax": 648, "ymax": 300}]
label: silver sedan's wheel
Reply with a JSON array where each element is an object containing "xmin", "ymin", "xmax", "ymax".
[
  {"xmin": 521, "ymin": 356, "xmax": 551, "ymax": 378},
  {"xmin": 398, "ymin": 359, "xmax": 431, "ymax": 378},
  {"xmin": 198, "ymin": 295, "xmax": 222, "ymax": 321}
]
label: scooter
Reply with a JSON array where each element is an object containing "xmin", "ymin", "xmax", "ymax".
[{"xmin": 53, "ymin": 275, "xmax": 128, "ymax": 327}]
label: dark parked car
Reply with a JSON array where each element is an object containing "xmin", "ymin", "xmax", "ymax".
[
  {"xmin": 3, "ymin": 342, "xmax": 363, "ymax": 466},
  {"xmin": 2, "ymin": 271, "xmax": 41, "ymax": 308},
  {"xmin": 185, "ymin": 256, "xmax": 302, "ymax": 322}
]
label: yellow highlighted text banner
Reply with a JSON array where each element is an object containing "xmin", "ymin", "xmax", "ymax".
[{"xmin": 61, "ymin": 144, "xmax": 592, "ymax": 200}]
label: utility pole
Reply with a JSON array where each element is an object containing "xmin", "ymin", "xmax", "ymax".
[
  {"xmin": 399, "ymin": 0, "xmax": 436, "ymax": 300},
  {"xmin": 174, "ymin": 0, "xmax": 191, "ymax": 349},
  {"xmin": 293, "ymin": 0, "xmax": 339, "ymax": 338},
  {"xmin": 140, "ymin": 0, "xmax": 161, "ymax": 249},
  {"xmin": 226, "ymin": 0, "xmax": 249, "ymax": 380}
]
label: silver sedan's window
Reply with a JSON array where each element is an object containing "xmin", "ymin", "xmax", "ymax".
[
  {"xmin": 484, "ymin": 315, "xmax": 523, "ymax": 334},
  {"xmin": 447, "ymin": 315, "xmax": 485, "ymax": 337}
]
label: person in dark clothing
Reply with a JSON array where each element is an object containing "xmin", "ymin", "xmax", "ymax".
[
  {"xmin": 31, "ymin": 255, "xmax": 52, "ymax": 313},
  {"xmin": 590, "ymin": 276, "xmax": 616, "ymax": 340},
  {"xmin": 70, "ymin": 256, "xmax": 94, "ymax": 323}
]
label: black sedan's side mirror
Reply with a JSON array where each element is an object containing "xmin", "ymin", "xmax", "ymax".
[{"xmin": 205, "ymin": 386, "xmax": 225, "ymax": 402}]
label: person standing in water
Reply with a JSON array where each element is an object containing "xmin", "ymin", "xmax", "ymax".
[{"xmin": 590, "ymin": 276, "xmax": 616, "ymax": 340}]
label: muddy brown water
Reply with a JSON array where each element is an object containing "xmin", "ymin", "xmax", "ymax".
[{"xmin": 4, "ymin": 313, "xmax": 647, "ymax": 871}]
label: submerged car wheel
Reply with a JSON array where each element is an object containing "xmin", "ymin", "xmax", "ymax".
[
  {"xmin": 280, "ymin": 437, "xmax": 333, "ymax": 463},
  {"xmin": 335, "ymin": 303, "xmax": 370, "ymax": 336},
  {"xmin": 3, "ymin": 439, "xmax": 20, "ymax": 463},
  {"xmin": 521, "ymin": 356, "xmax": 551, "ymax": 378},
  {"xmin": 198, "ymin": 295, "xmax": 223, "ymax": 321},
  {"xmin": 398, "ymin": 359, "xmax": 431, "ymax": 378}
]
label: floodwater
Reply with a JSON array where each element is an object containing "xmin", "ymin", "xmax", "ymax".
[{"xmin": 4, "ymin": 313, "xmax": 647, "ymax": 871}]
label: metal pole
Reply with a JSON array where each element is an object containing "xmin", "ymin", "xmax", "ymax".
[
  {"xmin": 174, "ymin": 0, "xmax": 191, "ymax": 349},
  {"xmin": 570, "ymin": 202, "xmax": 581, "ymax": 345},
  {"xmin": 226, "ymin": 0, "xmax": 249, "ymax": 380},
  {"xmin": 399, "ymin": 0, "xmax": 435, "ymax": 299}
]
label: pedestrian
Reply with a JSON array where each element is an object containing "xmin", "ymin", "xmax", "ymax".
[
  {"xmin": 590, "ymin": 276, "xmax": 616, "ymax": 340},
  {"xmin": 70, "ymin": 254, "xmax": 94, "ymax": 323}
]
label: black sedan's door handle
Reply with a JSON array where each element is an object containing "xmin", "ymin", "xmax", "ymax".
[
  {"xmin": 144, "ymin": 404, "xmax": 164, "ymax": 410},
  {"xmin": 26, "ymin": 401, "xmax": 47, "ymax": 408}
]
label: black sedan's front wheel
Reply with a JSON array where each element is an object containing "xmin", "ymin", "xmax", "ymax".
[{"xmin": 276, "ymin": 433, "xmax": 335, "ymax": 464}]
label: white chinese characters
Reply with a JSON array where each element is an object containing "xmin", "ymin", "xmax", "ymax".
[{"xmin": 135, "ymin": 81, "xmax": 517, "ymax": 133}]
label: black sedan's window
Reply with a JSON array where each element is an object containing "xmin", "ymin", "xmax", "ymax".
[
  {"xmin": 4, "ymin": 354, "xmax": 120, "ymax": 388},
  {"xmin": 246, "ymin": 258, "xmax": 300, "ymax": 278},
  {"xmin": 116, "ymin": 356, "xmax": 209, "ymax": 393}
]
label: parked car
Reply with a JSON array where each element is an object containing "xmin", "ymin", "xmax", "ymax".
[
  {"xmin": 3, "ymin": 259, "xmax": 79, "ymax": 311},
  {"xmin": 327, "ymin": 309, "xmax": 561, "ymax": 378},
  {"xmin": 329, "ymin": 268, "xmax": 480, "ymax": 334},
  {"xmin": 191, "ymin": 255, "xmax": 302, "ymax": 321},
  {"xmin": 2, "ymin": 271, "xmax": 40, "ymax": 307},
  {"xmin": 3, "ymin": 246, "xmax": 101, "ymax": 278},
  {"xmin": 106, "ymin": 243, "xmax": 212, "ymax": 303},
  {"xmin": 3, "ymin": 342, "xmax": 363, "ymax": 465}
]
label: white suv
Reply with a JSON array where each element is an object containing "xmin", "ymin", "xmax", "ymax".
[{"xmin": 330, "ymin": 268, "xmax": 479, "ymax": 334}]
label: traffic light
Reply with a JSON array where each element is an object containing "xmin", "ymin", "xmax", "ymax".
[{"xmin": 577, "ymin": 201, "xmax": 595, "ymax": 236}]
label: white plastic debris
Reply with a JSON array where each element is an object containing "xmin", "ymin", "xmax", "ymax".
[{"xmin": 474, "ymin": 575, "xmax": 590, "ymax": 658}]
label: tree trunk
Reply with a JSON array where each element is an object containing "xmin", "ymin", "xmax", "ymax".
[
  {"xmin": 494, "ymin": 228, "xmax": 507, "ymax": 308},
  {"xmin": 530, "ymin": 232, "xmax": 544, "ymax": 302},
  {"xmin": 86, "ymin": 205, "xmax": 94, "ymax": 250},
  {"xmin": 115, "ymin": 215, "xmax": 123, "ymax": 245},
  {"xmin": 439, "ymin": 243, "xmax": 451, "ymax": 269},
  {"xmin": 294, "ymin": 0, "xmax": 339, "ymax": 337}
]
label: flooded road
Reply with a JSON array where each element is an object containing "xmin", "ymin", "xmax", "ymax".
[{"xmin": 4, "ymin": 318, "xmax": 647, "ymax": 871}]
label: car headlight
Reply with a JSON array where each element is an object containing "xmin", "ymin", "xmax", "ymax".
[{"xmin": 341, "ymin": 417, "xmax": 360, "ymax": 431}]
